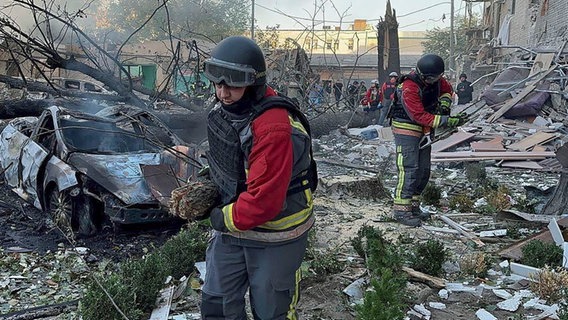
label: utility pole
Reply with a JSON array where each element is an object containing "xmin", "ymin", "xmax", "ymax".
[
  {"xmin": 449, "ymin": 0, "xmax": 454, "ymax": 76},
  {"xmin": 251, "ymin": 0, "xmax": 255, "ymax": 40}
]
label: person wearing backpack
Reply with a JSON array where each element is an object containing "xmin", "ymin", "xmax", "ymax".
[
  {"xmin": 390, "ymin": 54, "xmax": 467, "ymax": 227},
  {"xmin": 199, "ymin": 36, "xmax": 317, "ymax": 320}
]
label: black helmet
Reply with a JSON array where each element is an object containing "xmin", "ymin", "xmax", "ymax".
[
  {"xmin": 204, "ymin": 36, "xmax": 266, "ymax": 87},
  {"xmin": 416, "ymin": 54, "xmax": 445, "ymax": 76}
]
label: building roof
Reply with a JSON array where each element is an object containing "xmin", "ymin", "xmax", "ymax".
[{"xmin": 308, "ymin": 53, "xmax": 422, "ymax": 68}]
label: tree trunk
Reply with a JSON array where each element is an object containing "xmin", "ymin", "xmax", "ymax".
[
  {"xmin": 309, "ymin": 111, "xmax": 375, "ymax": 138},
  {"xmin": 541, "ymin": 172, "xmax": 568, "ymax": 215}
]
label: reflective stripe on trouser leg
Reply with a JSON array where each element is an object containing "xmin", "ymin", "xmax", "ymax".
[
  {"xmin": 249, "ymin": 233, "xmax": 309, "ymax": 320},
  {"xmin": 394, "ymin": 132, "xmax": 421, "ymax": 205},
  {"xmin": 415, "ymin": 143, "xmax": 432, "ymax": 196}
]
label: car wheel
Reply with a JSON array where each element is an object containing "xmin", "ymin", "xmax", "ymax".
[
  {"xmin": 46, "ymin": 186, "xmax": 74, "ymax": 238},
  {"xmin": 46, "ymin": 187, "xmax": 99, "ymax": 237}
]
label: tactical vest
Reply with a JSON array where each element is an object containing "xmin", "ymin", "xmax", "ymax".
[
  {"xmin": 207, "ymin": 95, "xmax": 318, "ymax": 240},
  {"xmin": 391, "ymin": 73, "xmax": 441, "ymax": 123}
]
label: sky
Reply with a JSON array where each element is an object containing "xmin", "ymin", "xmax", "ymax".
[{"xmin": 255, "ymin": 0, "xmax": 484, "ymax": 31}]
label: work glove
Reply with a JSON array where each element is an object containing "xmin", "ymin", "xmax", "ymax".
[
  {"xmin": 209, "ymin": 207, "xmax": 229, "ymax": 232},
  {"xmin": 438, "ymin": 97, "xmax": 452, "ymax": 115},
  {"xmin": 445, "ymin": 113, "xmax": 468, "ymax": 128}
]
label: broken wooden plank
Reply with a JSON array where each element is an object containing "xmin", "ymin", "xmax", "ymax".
[
  {"xmin": 435, "ymin": 215, "xmax": 485, "ymax": 247},
  {"xmin": 528, "ymin": 53, "xmax": 555, "ymax": 79},
  {"xmin": 506, "ymin": 131, "xmax": 558, "ymax": 151},
  {"xmin": 402, "ymin": 266, "xmax": 445, "ymax": 288},
  {"xmin": 498, "ymin": 209, "xmax": 568, "ymax": 223},
  {"xmin": 149, "ymin": 286, "xmax": 175, "ymax": 320},
  {"xmin": 431, "ymin": 131, "xmax": 476, "ymax": 153},
  {"xmin": 470, "ymin": 136, "xmax": 505, "ymax": 152},
  {"xmin": 315, "ymin": 158, "xmax": 381, "ymax": 173},
  {"xmin": 488, "ymin": 66, "xmax": 556, "ymax": 123},
  {"xmin": 432, "ymin": 150, "xmax": 555, "ymax": 161},
  {"xmin": 0, "ymin": 300, "xmax": 78, "ymax": 320},
  {"xmin": 498, "ymin": 161, "xmax": 543, "ymax": 170}
]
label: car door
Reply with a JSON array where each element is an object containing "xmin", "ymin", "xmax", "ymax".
[
  {"xmin": 19, "ymin": 112, "xmax": 53, "ymax": 209},
  {"xmin": 0, "ymin": 118, "xmax": 37, "ymax": 189}
]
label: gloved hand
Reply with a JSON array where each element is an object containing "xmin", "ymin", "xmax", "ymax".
[
  {"xmin": 446, "ymin": 113, "xmax": 468, "ymax": 128},
  {"xmin": 377, "ymin": 102, "xmax": 383, "ymax": 109},
  {"xmin": 438, "ymin": 97, "xmax": 452, "ymax": 115}
]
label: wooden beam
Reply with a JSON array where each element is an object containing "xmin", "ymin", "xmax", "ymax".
[
  {"xmin": 402, "ymin": 266, "xmax": 446, "ymax": 289},
  {"xmin": 487, "ymin": 66, "xmax": 556, "ymax": 123},
  {"xmin": 435, "ymin": 215, "xmax": 485, "ymax": 247}
]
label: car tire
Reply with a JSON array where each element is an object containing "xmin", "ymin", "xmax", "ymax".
[
  {"xmin": 46, "ymin": 186, "xmax": 98, "ymax": 237},
  {"xmin": 46, "ymin": 186, "xmax": 74, "ymax": 238}
]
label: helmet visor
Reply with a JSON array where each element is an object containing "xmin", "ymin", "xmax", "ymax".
[{"xmin": 204, "ymin": 58, "xmax": 259, "ymax": 87}]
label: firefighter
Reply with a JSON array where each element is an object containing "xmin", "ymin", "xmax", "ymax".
[
  {"xmin": 390, "ymin": 54, "xmax": 467, "ymax": 227},
  {"xmin": 200, "ymin": 36, "xmax": 317, "ymax": 319},
  {"xmin": 378, "ymin": 71, "xmax": 399, "ymax": 126}
]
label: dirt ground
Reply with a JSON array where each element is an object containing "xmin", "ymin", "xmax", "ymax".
[{"xmin": 0, "ymin": 164, "xmax": 561, "ymax": 319}]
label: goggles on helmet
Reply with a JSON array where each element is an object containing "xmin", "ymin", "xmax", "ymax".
[
  {"xmin": 422, "ymin": 73, "xmax": 443, "ymax": 84},
  {"xmin": 204, "ymin": 58, "xmax": 262, "ymax": 87}
]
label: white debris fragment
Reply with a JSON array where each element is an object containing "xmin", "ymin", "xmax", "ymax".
[
  {"xmin": 74, "ymin": 247, "xmax": 89, "ymax": 255},
  {"xmin": 446, "ymin": 282, "xmax": 477, "ymax": 293},
  {"xmin": 342, "ymin": 277, "xmax": 367, "ymax": 300},
  {"xmin": 478, "ymin": 229, "xmax": 507, "ymax": 237},
  {"xmin": 438, "ymin": 289, "xmax": 449, "ymax": 299},
  {"xmin": 499, "ymin": 260, "xmax": 510, "ymax": 269},
  {"xmin": 492, "ymin": 289, "xmax": 513, "ymax": 300},
  {"xmin": 497, "ymin": 295, "xmax": 522, "ymax": 312},
  {"xmin": 195, "ymin": 261, "xmax": 207, "ymax": 282},
  {"xmin": 428, "ymin": 302, "xmax": 446, "ymax": 310},
  {"xmin": 475, "ymin": 308, "xmax": 497, "ymax": 320},
  {"xmin": 413, "ymin": 304, "xmax": 431, "ymax": 317}
]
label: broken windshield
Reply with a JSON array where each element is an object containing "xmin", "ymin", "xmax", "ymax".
[{"xmin": 59, "ymin": 118, "xmax": 172, "ymax": 154}]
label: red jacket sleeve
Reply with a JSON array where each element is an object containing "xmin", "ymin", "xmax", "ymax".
[
  {"xmin": 401, "ymin": 78, "xmax": 454, "ymax": 127},
  {"xmin": 229, "ymin": 108, "xmax": 293, "ymax": 230}
]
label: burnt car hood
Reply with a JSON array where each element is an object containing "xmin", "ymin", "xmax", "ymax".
[{"xmin": 67, "ymin": 153, "xmax": 162, "ymax": 205}]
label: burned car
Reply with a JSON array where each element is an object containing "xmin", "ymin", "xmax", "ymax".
[{"xmin": 0, "ymin": 105, "xmax": 195, "ymax": 236}]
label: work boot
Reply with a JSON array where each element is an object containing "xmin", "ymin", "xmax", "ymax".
[
  {"xmin": 412, "ymin": 200, "xmax": 431, "ymax": 221},
  {"xmin": 392, "ymin": 204, "xmax": 422, "ymax": 227}
]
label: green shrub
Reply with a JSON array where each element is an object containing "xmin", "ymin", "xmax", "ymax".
[
  {"xmin": 521, "ymin": 240, "xmax": 563, "ymax": 268},
  {"xmin": 80, "ymin": 223, "xmax": 209, "ymax": 319},
  {"xmin": 409, "ymin": 240, "xmax": 448, "ymax": 277},
  {"xmin": 351, "ymin": 225, "xmax": 403, "ymax": 274},
  {"xmin": 448, "ymin": 193, "xmax": 474, "ymax": 212},
  {"xmin": 356, "ymin": 268, "xmax": 406, "ymax": 320},
  {"xmin": 421, "ymin": 182, "xmax": 441, "ymax": 206}
]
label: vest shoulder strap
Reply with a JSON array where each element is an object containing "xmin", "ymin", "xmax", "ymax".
[{"xmin": 252, "ymin": 95, "xmax": 318, "ymax": 192}]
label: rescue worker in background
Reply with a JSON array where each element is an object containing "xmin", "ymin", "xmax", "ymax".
[
  {"xmin": 362, "ymin": 79, "xmax": 381, "ymax": 123},
  {"xmin": 201, "ymin": 36, "xmax": 317, "ymax": 319},
  {"xmin": 378, "ymin": 71, "xmax": 399, "ymax": 126},
  {"xmin": 390, "ymin": 53, "xmax": 468, "ymax": 227},
  {"xmin": 456, "ymin": 73, "xmax": 474, "ymax": 105}
]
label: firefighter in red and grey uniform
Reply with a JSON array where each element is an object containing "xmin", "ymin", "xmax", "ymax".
[
  {"xmin": 201, "ymin": 36, "xmax": 317, "ymax": 320},
  {"xmin": 390, "ymin": 54, "xmax": 467, "ymax": 227}
]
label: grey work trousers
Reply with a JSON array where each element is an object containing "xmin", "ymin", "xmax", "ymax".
[
  {"xmin": 201, "ymin": 231, "xmax": 308, "ymax": 320},
  {"xmin": 393, "ymin": 132, "xmax": 432, "ymax": 204},
  {"xmin": 377, "ymin": 99, "xmax": 392, "ymax": 126}
]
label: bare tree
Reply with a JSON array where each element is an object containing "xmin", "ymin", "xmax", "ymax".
[{"xmin": 0, "ymin": 0, "xmax": 204, "ymax": 111}]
